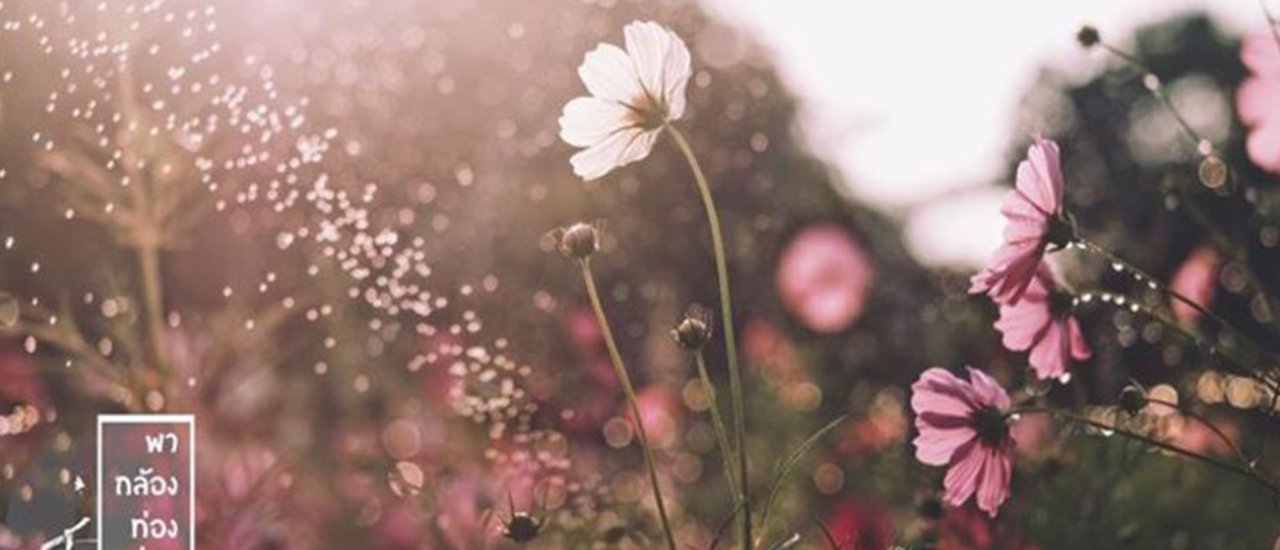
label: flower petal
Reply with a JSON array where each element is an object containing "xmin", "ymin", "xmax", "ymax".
[
  {"xmin": 1017, "ymin": 137, "xmax": 1064, "ymax": 216},
  {"xmin": 1028, "ymin": 318, "xmax": 1068, "ymax": 381},
  {"xmin": 578, "ymin": 43, "xmax": 644, "ymax": 106},
  {"xmin": 975, "ymin": 447, "xmax": 1012, "ymax": 518},
  {"xmin": 970, "ymin": 241, "xmax": 1043, "ymax": 304},
  {"xmin": 1068, "ymin": 316, "xmax": 1092, "ymax": 361},
  {"xmin": 914, "ymin": 423, "xmax": 977, "ymax": 466},
  {"xmin": 624, "ymin": 22, "xmax": 671, "ymax": 99},
  {"xmin": 1247, "ymin": 120, "xmax": 1280, "ymax": 174},
  {"xmin": 995, "ymin": 298, "xmax": 1050, "ymax": 352},
  {"xmin": 911, "ymin": 368, "xmax": 978, "ymax": 419},
  {"xmin": 568, "ymin": 127, "xmax": 658, "ymax": 180},
  {"xmin": 942, "ymin": 441, "xmax": 983, "ymax": 507},
  {"xmin": 966, "ymin": 367, "xmax": 1010, "ymax": 411},
  {"xmin": 559, "ymin": 96, "xmax": 634, "ymax": 148},
  {"xmin": 623, "ymin": 21, "xmax": 691, "ymax": 122},
  {"xmin": 1242, "ymin": 33, "xmax": 1280, "ymax": 76},
  {"xmin": 1237, "ymin": 76, "xmax": 1280, "ymax": 127},
  {"xmin": 660, "ymin": 27, "xmax": 690, "ymax": 120}
]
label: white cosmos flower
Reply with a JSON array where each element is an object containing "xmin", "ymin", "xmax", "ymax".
[{"xmin": 559, "ymin": 21, "xmax": 692, "ymax": 180}]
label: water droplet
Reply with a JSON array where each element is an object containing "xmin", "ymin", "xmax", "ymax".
[
  {"xmin": 0, "ymin": 293, "xmax": 18, "ymax": 328},
  {"xmin": 1198, "ymin": 155, "xmax": 1228, "ymax": 189},
  {"xmin": 1142, "ymin": 73, "xmax": 1161, "ymax": 91}
]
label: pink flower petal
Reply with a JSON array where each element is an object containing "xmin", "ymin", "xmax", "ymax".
[
  {"xmin": 914, "ymin": 424, "xmax": 977, "ymax": 466},
  {"xmin": 1028, "ymin": 318, "xmax": 1068, "ymax": 381},
  {"xmin": 942, "ymin": 441, "xmax": 984, "ymax": 507},
  {"xmin": 776, "ymin": 224, "xmax": 874, "ymax": 333},
  {"xmin": 1247, "ymin": 120, "xmax": 1280, "ymax": 174},
  {"xmin": 1067, "ymin": 316, "xmax": 1093, "ymax": 361},
  {"xmin": 1242, "ymin": 33, "xmax": 1280, "ymax": 76},
  {"xmin": 1018, "ymin": 137, "xmax": 1064, "ymax": 215},
  {"xmin": 966, "ymin": 367, "xmax": 1011, "ymax": 411},
  {"xmin": 911, "ymin": 368, "xmax": 979, "ymax": 418},
  {"xmin": 975, "ymin": 447, "xmax": 1012, "ymax": 518},
  {"xmin": 995, "ymin": 298, "xmax": 1051, "ymax": 352}
]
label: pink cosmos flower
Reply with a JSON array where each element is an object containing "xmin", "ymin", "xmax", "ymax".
[
  {"xmin": 993, "ymin": 266, "xmax": 1091, "ymax": 381},
  {"xmin": 1238, "ymin": 33, "xmax": 1280, "ymax": 173},
  {"xmin": 970, "ymin": 137, "xmax": 1072, "ymax": 304},
  {"xmin": 776, "ymin": 223, "xmax": 874, "ymax": 333},
  {"xmin": 911, "ymin": 367, "xmax": 1015, "ymax": 518}
]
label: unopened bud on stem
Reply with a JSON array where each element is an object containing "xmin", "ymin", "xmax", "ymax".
[
  {"xmin": 671, "ymin": 305, "xmax": 714, "ymax": 351},
  {"xmin": 1077, "ymin": 25, "xmax": 1100, "ymax": 48},
  {"xmin": 557, "ymin": 222, "xmax": 599, "ymax": 260},
  {"xmin": 1119, "ymin": 385, "xmax": 1147, "ymax": 415}
]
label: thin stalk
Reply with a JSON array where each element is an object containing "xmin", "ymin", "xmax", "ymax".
[
  {"xmin": 137, "ymin": 242, "xmax": 168, "ymax": 370},
  {"xmin": 1076, "ymin": 238, "xmax": 1231, "ymax": 333},
  {"xmin": 1075, "ymin": 237, "xmax": 1280, "ymax": 383},
  {"xmin": 1262, "ymin": 0, "xmax": 1280, "ymax": 52},
  {"xmin": 1079, "ymin": 289, "xmax": 1268, "ymax": 385},
  {"xmin": 1098, "ymin": 42, "xmax": 1202, "ymax": 146},
  {"xmin": 667, "ymin": 124, "xmax": 751, "ymax": 548},
  {"xmin": 755, "ymin": 415, "xmax": 848, "ymax": 548},
  {"xmin": 1145, "ymin": 396, "xmax": 1253, "ymax": 472},
  {"xmin": 1094, "ymin": 38, "xmax": 1280, "ymax": 327},
  {"xmin": 1009, "ymin": 407, "xmax": 1280, "ymax": 499},
  {"xmin": 579, "ymin": 260, "xmax": 678, "ymax": 550},
  {"xmin": 695, "ymin": 351, "xmax": 741, "ymax": 499}
]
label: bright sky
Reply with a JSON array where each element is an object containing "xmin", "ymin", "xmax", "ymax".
[{"xmin": 701, "ymin": 0, "xmax": 1266, "ymax": 267}]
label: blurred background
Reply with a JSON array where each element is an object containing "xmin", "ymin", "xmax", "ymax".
[{"xmin": 0, "ymin": 0, "xmax": 1278, "ymax": 548}]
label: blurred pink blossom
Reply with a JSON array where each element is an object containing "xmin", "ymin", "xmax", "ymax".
[
  {"xmin": 936, "ymin": 506, "xmax": 1039, "ymax": 550},
  {"xmin": 912, "ymin": 367, "xmax": 1015, "ymax": 518},
  {"xmin": 1238, "ymin": 33, "xmax": 1280, "ymax": 173},
  {"xmin": 776, "ymin": 223, "xmax": 874, "ymax": 333},
  {"xmin": 1170, "ymin": 245, "xmax": 1220, "ymax": 325},
  {"xmin": 824, "ymin": 498, "xmax": 893, "ymax": 550},
  {"xmin": 971, "ymin": 137, "xmax": 1069, "ymax": 304},
  {"xmin": 993, "ymin": 266, "xmax": 1091, "ymax": 381},
  {"xmin": 1010, "ymin": 413, "xmax": 1055, "ymax": 460},
  {"xmin": 436, "ymin": 470, "xmax": 501, "ymax": 549},
  {"xmin": 1166, "ymin": 412, "xmax": 1240, "ymax": 458},
  {"xmin": 632, "ymin": 386, "xmax": 680, "ymax": 448},
  {"xmin": 742, "ymin": 319, "xmax": 800, "ymax": 374}
]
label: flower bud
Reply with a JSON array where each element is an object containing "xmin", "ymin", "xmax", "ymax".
[
  {"xmin": 671, "ymin": 305, "xmax": 713, "ymax": 351},
  {"xmin": 1119, "ymin": 385, "xmax": 1147, "ymax": 415},
  {"xmin": 557, "ymin": 222, "xmax": 599, "ymax": 260},
  {"xmin": 1076, "ymin": 25, "xmax": 1100, "ymax": 48}
]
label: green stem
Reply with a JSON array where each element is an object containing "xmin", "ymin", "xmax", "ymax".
[
  {"xmin": 1009, "ymin": 407, "xmax": 1280, "ymax": 499},
  {"xmin": 667, "ymin": 124, "xmax": 751, "ymax": 549},
  {"xmin": 579, "ymin": 260, "xmax": 678, "ymax": 550},
  {"xmin": 695, "ymin": 351, "xmax": 741, "ymax": 499},
  {"xmin": 755, "ymin": 415, "xmax": 848, "ymax": 548}
]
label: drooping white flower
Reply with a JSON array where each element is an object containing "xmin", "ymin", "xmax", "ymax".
[{"xmin": 558, "ymin": 21, "xmax": 691, "ymax": 180}]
